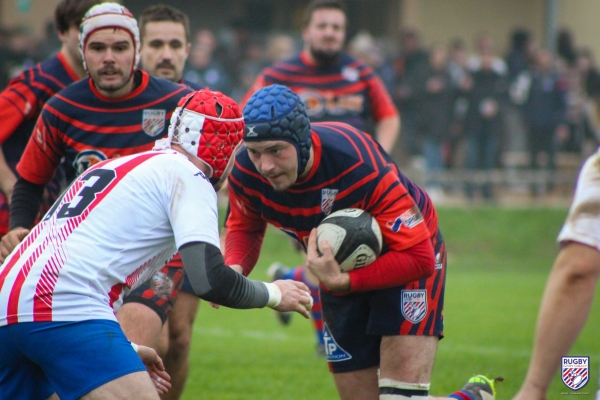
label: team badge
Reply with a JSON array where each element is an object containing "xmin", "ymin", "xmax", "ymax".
[
  {"xmin": 341, "ymin": 67, "xmax": 359, "ymax": 82},
  {"xmin": 299, "ymin": 90, "xmax": 326, "ymax": 118},
  {"xmin": 150, "ymin": 270, "xmax": 174, "ymax": 298},
  {"xmin": 142, "ymin": 109, "xmax": 166, "ymax": 137},
  {"xmin": 73, "ymin": 149, "xmax": 107, "ymax": 176},
  {"xmin": 401, "ymin": 290, "xmax": 427, "ymax": 324},
  {"xmin": 386, "ymin": 206, "xmax": 424, "ymax": 233},
  {"xmin": 321, "ymin": 188, "xmax": 338, "ymax": 216},
  {"xmin": 323, "ymin": 323, "xmax": 352, "ymax": 362},
  {"xmin": 561, "ymin": 356, "xmax": 589, "ymax": 390}
]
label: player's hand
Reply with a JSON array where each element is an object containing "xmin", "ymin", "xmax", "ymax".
[
  {"xmin": 0, "ymin": 227, "xmax": 30, "ymax": 263},
  {"xmin": 306, "ymin": 228, "xmax": 350, "ymax": 292},
  {"xmin": 136, "ymin": 344, "xmax": 172, "ymax": 395},
  {"xmin": 271, "ymin": 279, "xmax": 312, "ymax": 319}
]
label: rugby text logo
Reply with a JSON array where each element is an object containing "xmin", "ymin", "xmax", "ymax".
[
  {"xmin": 561, "ymin": 356, "xmax": 589, "ymax": 391},
  {"xmin": 401, "ymin": 289, "xmax": 427, "ymax": 323},
  {"xmin": 321, "ymin": 188, "xmax": 338, "ymax": 216},
  {"xmin": 142, "ymin": 109, "xmax": 166, "ymax": 137}
]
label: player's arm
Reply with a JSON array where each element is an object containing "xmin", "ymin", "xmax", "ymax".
[
  {"xmin": 179, "ymin": 241, "xmax": 312, "ymax": 318},
  {"xmin": 374, "ymin": 115, "xmax": 400, "ymax": 155},
  {"xmin": 367, "ymin": 72, "xmax": 400, "ymax": 154},
  {"xmin": 0, "ymin": 149, "xmax": 16, "ymax": 204},
  {"xmin": 513, "ymin": 242, "xmax": 600, "ymax": 400},
  {"xmin": 223, "ymin": 180, "xmax": 268, "ymax": 276},
  {"xmin": 0, "ymin": 177, "xmax": 45, "ymax": 262},
  {"xmin": 306, "ymin": 229, "xmax": 434, "ymax": 293}
]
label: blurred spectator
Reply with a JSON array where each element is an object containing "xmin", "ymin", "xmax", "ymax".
[
  {"xmin": 446, "ymin": 38, "xmax": 472, "ymax": 168},
  {"xmin": 183, "ymin": 29, "xmax": 233, "ymax": 95},
  {"xmin": 557, "ymin": 29, "xmax": 578, "ymax": 68},
  {"xmin": 348, "ymin": 30, "xmax": 395, "ymax": 95},
  {"xmin": 393, "ymin": 28, "xmax": 429, "ymax": 160},
  {"xmin": 518, "ymin": 48, "xmax": 569, "ymax": 195},
  {"xmin": 36, "ymin": 21, "xmax": 62, "ymax": 61},
  {"xmin": 412, "ymin": 44, "xmax": 456, "ymax": 196},
  {"xmin": 579, "ymin": 49, "xmax": 600, "ymax": 143},
  {"xmin": 506, "ymin": 28, "xmax": 533, "ymax": 82},
  {"xmin": 556, "ymin": 31, "xmax": 596, "ymax": 154},
  {"xmin": 2, "ymin": 26, "xmax": 37, "ymax": 83},
  {"xmin": 464, "ymin": 53, "xmax": 508, "ymax": 201},
  {"xmin": 265, "ymin": 33, "xmax": 297, "ymax": 64},
  {"xmin": 468, "ymin": 33, "xmax": 507, "ymax": 75}
]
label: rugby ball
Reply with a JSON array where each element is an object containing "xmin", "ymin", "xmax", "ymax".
[{"xmin": 317, "ymin": 208, "xmax": 383, "ymax": 272}]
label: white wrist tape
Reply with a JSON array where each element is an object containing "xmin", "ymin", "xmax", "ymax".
[
  {"xmin": 264, "ymin": 282, "xmax": 282, "ymax": 308},
  {"xmin": 131, "ymin": 342, "xmax": 139, "ymax": 353}
]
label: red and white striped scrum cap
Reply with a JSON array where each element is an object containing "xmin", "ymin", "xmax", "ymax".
[{"xmin": 79, "ymin": 2, "xmax": 140, "ymax": 71}]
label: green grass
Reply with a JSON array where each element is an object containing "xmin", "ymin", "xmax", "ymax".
[{"xmin": 182, "ymin": 207, "xmax": 600, "ymax": 399}]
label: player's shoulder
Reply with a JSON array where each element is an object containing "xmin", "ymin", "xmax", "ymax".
[
  {"xmin": 145, "ymin": 74, "xmax": 193, "ymax": 102},
  {"xmin": 181, "ymin": 79, "xmax": 203, "ymax": 90},
  {"xmin": 339, "ymin": 53, "xmax": 375, "ymax": 75}
]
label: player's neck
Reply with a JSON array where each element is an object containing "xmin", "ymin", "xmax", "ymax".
[
  {"xmin": 171, "ymin": 144, "xmax": 212, "ymax": 177},
  {"xmin": 59, "ymin": 46, "xmax": 86, "ymax": 79},
  {"xmin": 298, "ymin": 146, "xmax": 315, "ymax": 181}
]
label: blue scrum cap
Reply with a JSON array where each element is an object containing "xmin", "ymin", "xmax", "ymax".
[{"xmin": 242, "ymin": 84, "xmax": 312, "ymax": 175}]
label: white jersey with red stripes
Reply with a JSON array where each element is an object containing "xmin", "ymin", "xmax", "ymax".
[
  {"xmin": 557, "ymin": 147, "xmax": 600, "ymax": 250},
  {"xmin": 0, "ymin": 150, "xmax": 220, "ymax": 326}
]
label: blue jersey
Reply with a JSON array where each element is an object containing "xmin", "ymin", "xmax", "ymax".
[
  {"xmin": 244, "ymin": 52, "xmax": 397, "ymax": 132},
  {"xmin": 17, "ymin": 70, "xmax": 192, "ymax": 184},
  {"xmin": 227, "ymin": 122, "xmax": 437, "ymax": 256}
]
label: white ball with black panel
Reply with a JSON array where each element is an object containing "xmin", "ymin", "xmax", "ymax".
[{"xmin": 316, "ymin": 208, "xmax": 383, "ymax": 272}]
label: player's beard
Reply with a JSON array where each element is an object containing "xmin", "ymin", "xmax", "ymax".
[
  {"xmin": 93, "ymin": 69, "xmax": 131, "ymax": 93},
  {"xmin": 309, "ymin": 46, "xmax": 341, "ymax": 66}
]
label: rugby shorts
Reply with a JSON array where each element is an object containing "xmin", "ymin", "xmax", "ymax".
[
  {"xmin": 0, "ymin": 319, "xmax": 145, "ymax": 400},
  {"xmin": 321, "ymin": 229, "xmax": 446, "ymax": 373},
  {"xmin": 123, "ymin": 253, "xmax": 187, "ymax": 324}
]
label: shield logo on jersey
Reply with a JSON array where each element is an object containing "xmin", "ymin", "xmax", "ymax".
[
  {"xmin": 323, "ymin": 323, "xmax": 352, "ymax": 362},
  {"xmin": 142, "ymin": 109, "xmax": 166, "ymax": 137},
  {"xmin": 321, "ymin": 188, "xmax": 338, "ymax": 216},
  {"xmin": 401, "ymin": 290, "xmax": 427, "ymax": 324},
  {"xmin": 73, "ymin": 149, "xmax": 108, "ymax": 176},
  {"xmin": 342, "ymin": 67, "xmax": 359, "ymax": 82},
  {"xmin": 561, "ymin": 357, "xmax": 589, "ymax": 390}
]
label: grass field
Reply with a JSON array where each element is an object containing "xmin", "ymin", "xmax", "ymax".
[{"xmin": 182, "ymin": 206, "xmax": 600, "ymax": 400}]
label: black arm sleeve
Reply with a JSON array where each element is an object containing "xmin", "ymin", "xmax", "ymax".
[
  {"xmin": 9, "ymin": 177, "xmax": 45, "ymax": 230},
  {"xmin": 179, "ymin": 241, "xmax": 270, "ymax": 309}
]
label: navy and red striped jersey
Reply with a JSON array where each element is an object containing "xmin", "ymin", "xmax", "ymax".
[
  {"xmin": 0, "ymin": 53, "xmax": 80, "ymax": 157},
  {"xmin": 243, "ymin": 51, "xmax": 398, "ymax": 132},
  {"xmin": 17, "ymin": 70, "xmax": 192, "ymax": 185},
  {"xmin": 181, "ymin": 78, "xmax": 203, "ymax": 91},
  {"xmin": 226, "ymin": 122, "xmax": 438, "ymax": 261},
  {"xmin": 0, "ymin": 52, "xmax": 80, "ymax": 235}
]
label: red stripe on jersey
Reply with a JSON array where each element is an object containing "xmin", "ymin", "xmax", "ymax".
[
  {"xmin": 5, "ymin": 152, "xmax": 160, "ymax": 323},
  {"xmin": 44, "ymin": 103, "xmax": 149, "ymax": 134},
  {"xmin": 56, "ymin": 52, "xmax": 80, "ymax": 82},
  {"xmin": 110, "ymin": 247, "xmax": 173, "ymax": 308},
  {"xmin": 58, "ymin": 74, "xmax": 186, "ymax": 111}
]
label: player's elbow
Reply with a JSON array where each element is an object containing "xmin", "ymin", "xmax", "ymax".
[{"xmin": 416, "ymin": 249, "xmax": 436, "ymax": 279}]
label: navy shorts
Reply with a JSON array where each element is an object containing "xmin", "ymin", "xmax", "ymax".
[
  {"xmin": 124, "ymin": 256, "xmax": 186, "ymax": 324},
  {"xmin": 0, "ymin": 320, "xmax": 145, "ymax": 400},
  {"xmin": 322, "ymin": 230, "xmax": 446, "ymax": 373}
]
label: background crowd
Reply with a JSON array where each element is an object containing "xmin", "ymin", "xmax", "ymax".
[{"xmin": 1, "ymin": 20, "xmax": 599, "ymax": 204}]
